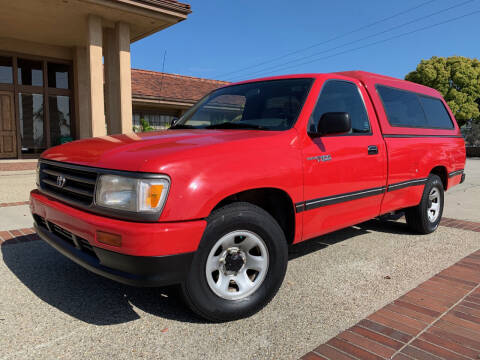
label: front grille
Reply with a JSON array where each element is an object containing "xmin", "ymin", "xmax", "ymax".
[
  {"xmin": 34, "ymin": 214, "xmax": 49, "ymax": 229},
  {"xmin": 77, "ymin": 237, "xmax": 96, "ymax": 257},
  {"xmin": 34, "ymin": 214, "xmax": 98, "ymax": 260},
  {"xmin": 39, "ymin": 161, "xmax": 98, "ymax": 207},
  {"xmin": 51, "ymin": 223, "xmax": 76, "ymax": 247}
]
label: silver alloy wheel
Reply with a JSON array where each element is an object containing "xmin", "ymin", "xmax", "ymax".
[
  {"xmin": 427, "ymin": 186, "xmax": 441, "ymax": 223},
  {"xmin": 205, "ymin": 230, "xmax": 269, "ymax": 300}
]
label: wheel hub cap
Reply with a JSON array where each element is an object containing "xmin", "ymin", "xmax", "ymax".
[
  {"xmin": 427, "ymin": 186, "xmax": 441, "ymax": 223},
  {"xmin": 205, "ymin": 230, "xmax": 269, "ymax": 300},
  {"xmin": 220, "ymin": 248, "xmax": 246, "ymax": 274}
]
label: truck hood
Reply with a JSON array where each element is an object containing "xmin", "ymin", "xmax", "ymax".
[{"xmin": 41, "ymin": 130, "xmax": 292, "ymax": 172}]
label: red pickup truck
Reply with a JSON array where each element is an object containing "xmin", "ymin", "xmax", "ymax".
[{"xmin": 31, "ymin": 71, "xmax": 465, "ymax": 321}]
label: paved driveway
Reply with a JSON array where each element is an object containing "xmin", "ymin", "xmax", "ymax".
[
  {"xmin": 0, "ymin": 160, "xmax": 479, "ymax": 360},
  {"xmin": 444, "ymin": 158, "xmax": 480, "ymax": 222},
  {"xmin": 1, "ymin": 222, "xmax": 479, "ymax": 359}
]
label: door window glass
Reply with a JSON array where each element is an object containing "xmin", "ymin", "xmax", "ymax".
[
  {"xmin": 19, "ymin": 93, "xmax": 45, "ymax": 154},
  {"xmin": 0, "ymin": 56, "xmax": 13, "ymax": 84},
  {"xmin": 18, "ymin": 59, "xmax": 43, "ymax": 87},
  {"xmin": 309, "ymin": 80, "xmax": 370, "ymax": 134},
  {"xmin": 49, "ymin": 95, "xmax": 71, "ymax": 146}
]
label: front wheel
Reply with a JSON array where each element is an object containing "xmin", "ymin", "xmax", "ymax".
[
  {"xmin": 181, "ymin": 202, "xmax": 288, "ymax": 322},
  {"xmin": 405, "ymin": 174, "xmax": 444, "ymax": 234}
]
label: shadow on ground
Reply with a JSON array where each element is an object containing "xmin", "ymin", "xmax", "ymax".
[
  {"xmin": 2, "ymin": 238, "xmax": 203, "ymax": 326},
  {"xmin": 288, "ymin": 218, "xmax": 413, "ymax": 260},
  {"xmin": 2, "ymin": 219, "xmax": 414, "ymax": 326}
]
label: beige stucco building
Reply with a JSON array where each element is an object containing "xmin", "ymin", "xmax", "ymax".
[{"xmin": 0, "ymin": 0, "xmax": 196, "ymax": 159}]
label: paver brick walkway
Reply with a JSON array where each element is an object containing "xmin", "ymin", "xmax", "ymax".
[
  {"xmin": 301, "ymin": 218, "xmax": 480, "ymax": 360},
  {"xmin": 0, "ymin": 227, "xmax": 37, "ymax": 245},
  {"xmin": 0, "ymin": 201, "xmax": 29, "ymax": 208},
  {"xmin": 0, "ymin": 161, "xmax": 37, "ymax": 171}
]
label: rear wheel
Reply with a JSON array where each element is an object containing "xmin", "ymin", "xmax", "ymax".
[
  {"xmin": 405, "ymin": 174, "xmax": 444, "ymax": 234},
  {"xmin": 181, "ymin": 202, "xmax": 288, "ymax": 322}
]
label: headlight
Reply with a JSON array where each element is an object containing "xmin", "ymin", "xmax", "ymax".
[{"xmin": 96, "ymin": 175, "xmax": 170, "ymax": 213}]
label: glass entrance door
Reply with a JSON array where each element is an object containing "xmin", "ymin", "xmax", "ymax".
[{"xmin": 0, "ymin": 53, "xmax": 73, "ymax": 158}]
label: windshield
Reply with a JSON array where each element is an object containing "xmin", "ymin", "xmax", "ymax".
[{"xmin": 171, "ymin": 78, "xmax": 313, "ymax": 131}]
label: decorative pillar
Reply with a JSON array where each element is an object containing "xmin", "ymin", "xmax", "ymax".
[
  {"xmin": 87, "ymin": 15, "xmax": 106, "ymax": 137},
  {"xmin": 73, "ymin": 46, "xmax": 91, "ymax": 139},
  {"xmin": 104, "ymin": 22, "xmax": 132, "ymax": 134}
]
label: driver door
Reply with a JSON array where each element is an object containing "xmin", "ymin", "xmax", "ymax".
[{"xmin": 301, "ymin": 79, "xmax": 386, "ymax": 240}]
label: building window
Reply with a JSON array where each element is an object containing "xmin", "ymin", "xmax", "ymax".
[
  {"xmin": 17, "ymin": 58, "xmax": 43, "ymax": 86},
  {"xmin": 48, "ymin": 62, "xmax": 70, "ymax": 89},
  {"xmin": 0, "ymin": 56, "xmax": 13, "ymax": 84},
  {"xmin": 133, "ymin": 111, "xmax": 176, "ymax": 132}
]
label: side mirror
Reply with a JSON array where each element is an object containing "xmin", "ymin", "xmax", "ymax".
[{"xmin": 311, "ymin": 112, "xmax": 351, "ymax": 137}]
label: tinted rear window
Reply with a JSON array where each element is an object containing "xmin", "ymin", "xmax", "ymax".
[
  {"xmin": 376, "ymin": 85, "xmax": 454, "ymax": 129},
  {"xmin": 418, "ymin": 96, "xmax": 454, "ymax": 129}
]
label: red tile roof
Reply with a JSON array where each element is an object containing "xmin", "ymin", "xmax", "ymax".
[{"xmin": 131, "ymin": 69, "xmax": 229, "ymax": 103}]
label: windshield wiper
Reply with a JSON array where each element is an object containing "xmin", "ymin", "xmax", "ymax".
[{"xmin": 205, "ymin": 123, "xmax": 267, "ymax": 130}]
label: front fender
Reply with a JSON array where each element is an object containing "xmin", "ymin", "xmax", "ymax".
[{"xmin": 155, "ymin": 132, "xmax": 304, "ymax": 222}]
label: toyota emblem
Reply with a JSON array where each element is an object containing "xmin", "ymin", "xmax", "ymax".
[{"xmin": 56, "ymin": 175, "xmax": 66, "ymax": 188}]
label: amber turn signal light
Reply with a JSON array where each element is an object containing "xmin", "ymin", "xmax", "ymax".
[
  {"xmin": 96, "ymin": 231, "xmax": 122, "ymax": 247},
  {"xmin": 146, "ymin": 184, "xmax": 164, "ymax": 208}
]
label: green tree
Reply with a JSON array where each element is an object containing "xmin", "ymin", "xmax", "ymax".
[{"xmin": 405, "ymin": 56, "xmax": 480, "ymax": 127}]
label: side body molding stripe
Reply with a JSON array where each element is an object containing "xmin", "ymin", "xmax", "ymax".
[
  {"xmin": 383, "ymin": 134, "xmax": 463, "ymax": 138},
  {"xmin": 295, "ymin": 186, "xmax": 386, "ymax": 213},
  {"xmin": 304, "ymin": 186, "xmax": 386, "ymax": 211},
  {"xmin": 295, "ymin": 177, "xmax": 431, "ymax": 213},
  {"xmin": 448, "ymin": 169, "xmax": 464, "ymax": 178},
  {"xmin": 386, "ymin": 178, "xmax": 428, "ymax": 192}
]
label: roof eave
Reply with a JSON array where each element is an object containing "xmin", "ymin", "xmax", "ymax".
[
  {"xmin": 111, "ymin": 0, "xmax": 191, "ymax": 16},
  {"xmin": 133, "ymin": 95, "xmax": 196, "ymax": 106}
]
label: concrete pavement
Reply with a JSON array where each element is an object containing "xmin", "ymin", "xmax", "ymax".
[
  {"xmin": 0, "ymin": 170, "xmax": 36, "ymax": 204},
  {"xmin": 0, "ymin": 206, "xmax": 32, "ymax": 231},
  {"xmin": 1, "ymin": 222, "xmax": 480, "ymax": 359},
  {"xmin": 444, "ymin": 159, "xmax": 480, "ymax": 222}
]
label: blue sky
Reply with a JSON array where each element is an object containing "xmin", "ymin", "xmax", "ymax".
[{"xmin": 131, "ymin": 0, "xmax": 479, "ymax": 82}]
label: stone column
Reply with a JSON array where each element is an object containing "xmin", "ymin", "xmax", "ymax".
[
  {"xmin": 87, "ymin": 15, "xmax": 106, "ymax": 137},
  {"xmin": 103, "ymin": 28, "xmax": 117, "ymax": 134},
  {"xmin": 104, "ymin": 22, "xmax": 132, "ymax": 135}
]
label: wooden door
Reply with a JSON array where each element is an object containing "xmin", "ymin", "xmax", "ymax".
[{"xmin": 0, "ymin": 91, "xmax": 17, "ymax": 158}]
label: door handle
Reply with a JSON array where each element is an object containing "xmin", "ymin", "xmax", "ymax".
[{"xmin": 367, "ymin": 145, "xmax": 378, "ymax": 155}]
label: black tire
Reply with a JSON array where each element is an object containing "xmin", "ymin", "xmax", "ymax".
[
  {"xmin": 405, "ymin": 174, "xmax": 444, "ymax": 234},
  {"xmin": 181, "ymin": 202, "xmax": 288, "ymax": 322}
]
